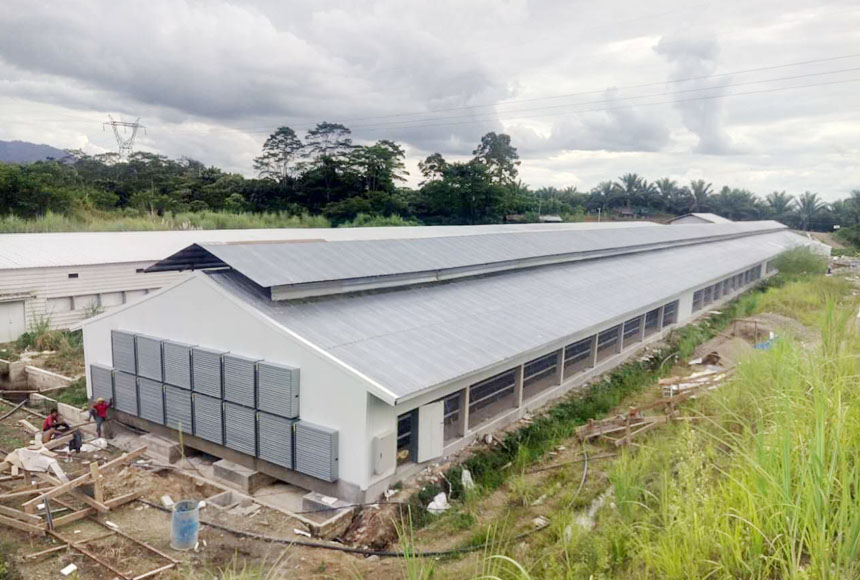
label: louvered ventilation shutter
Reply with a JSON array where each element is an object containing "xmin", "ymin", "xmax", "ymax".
[
  {"xmin": 163, "ymin": 341, "xmax": 194, "ymax": 389},
  {"xmin": 257, "ymin": 412, "xmax": 295, "ymax": 469},
  {"xmin": 90, "ymin": 364, "xmax": 114, "ymax": 402},
  {"xmin": 164, "ymin": 386, "xmax": 193, "ymax": 434},
  {"xmin": 193, "ymin": 393, "xmax": 223, "ymax": 444},
  {"xmin": 223, "ymin": 354, "xmax": 258, "ymax": 407},
  {"xmin": 111, "ymin": 330, "xmax": 137, "ymax": 374},
  {"xmin": 224, "ymin": 402, "xmax": 256, "ymax": 456},
  {"xmin": 294, "ymin": 421, "xmax": 338, "ymax": 482},
  {"xmin": 257, "ymin": 362, "xmax": 300, "ymax": 418},
  {"xmin": 135, "ymin": 335, "xmax": 163, "ymax": 382},
  {"xmin": 113, "ymin": 371, "xmax": 138, "ymax": 416},
  {"xmin": 137, "ymin": 377, "xmax": 165, "ymax": 425},
  {"xmin": 192, "ymin": 347, "xmax": 225, "ymax": 398}
]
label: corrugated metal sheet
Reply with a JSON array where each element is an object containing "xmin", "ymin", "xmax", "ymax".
[
  {"xmin": 0, "ymin": 223, "xmax": 640, "ymax": 270},
  {"xmin": 188, "ymin": 221, "xmax": 785, "ymax": 288},
  {"xmin": 294, "ymin": 421, "xmax": 338, "ymax": 482},
  {"xmin": 223, "ymin": 402, "xmax": 256, "ymax": 456},
  {"xmin": 137, "ymin": 377, "xmax": 165, "ymax": 425},
  {"xmin": 208, "ymin": 230, "xmax": 816, "ymax": 401},
  {"xmin": 192, "ymin": 347, "xmax": 225, "ymax": 398},
  {"xmin": 90, "ymin": 364, "xmax": 114, "ymax": 402},
  {"xmin": 135, "ymin": 335, "xmax": 163, "ymax": 382},
  {"xmin": 113, "ymin": 371, "xmax": 138, "ymax": 416},
  {"xmin": 256, "ymin": 362, "xmax": 300, "ymax": 419},
  {"xmin": 111, "ymin": 330, "xmax": 136, "ymax": 374},
  {"xmin": 257, "ymin": 412, "xmax": 295, "ymax": 469},
  {"xmin": 163, "ymin": 340, "xmax": 194, "ymax": 389},
  {"xmin": 193, "ymin": 393, "xmax": 223, "ymax": 444},
  {"xmin": 223, "ymin": 354, "xmax": 258, "ymax": 407},
  {"xmin": 164, "ymin": 386, "xmax": 193, "ymax": 434}
]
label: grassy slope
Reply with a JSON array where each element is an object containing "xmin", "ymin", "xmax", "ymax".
[{"xmin": 461, "ymin": 274, "xmax": 858, "ymax": 580}]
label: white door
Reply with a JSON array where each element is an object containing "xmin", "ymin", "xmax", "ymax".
[
  {"xmin": 0, "ymin": 301, "xmax": 26, "ymax": 343},
  {"xmin": 417, "ymin": 401, "xmax": 445, "ymax": 463}
]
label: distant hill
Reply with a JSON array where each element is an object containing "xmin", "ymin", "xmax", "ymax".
[{"xmin": 0, "ymin": 140, "xmax": 67, "ymax": 163}]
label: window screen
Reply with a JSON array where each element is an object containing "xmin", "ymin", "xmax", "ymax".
[
  {"xmin": 662, "ymin": 300, "xmax": 678, "ymax": 326},
  {"xmin": 596, "ymin": 325, "xmax": 620, "ymax": 361},
  {"xmin": 469, "ymin": 369, "xmax": 517, "ymax": 428},
  {"xmin": 564, "ymin": 336, "xmax": 593, "ymax": 370},
  {"xmin": 442, "ymin": 391, "xmax": 462, "ymax": 442},
  {"xmin": 622, "ymin": 316, "xmax": 642, "ymax": 345},
  {"xmin": 644, "ymin": 308, "xmax": 660, "ymax": 335},
  {"xmin": 692, "ymin": 290, "xmax": 704, "ymax": 312}
]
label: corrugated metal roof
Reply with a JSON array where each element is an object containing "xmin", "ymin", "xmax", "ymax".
[
  {"xmin": 669, "ymin": 213, "xmax": 732, "ymax": 224},
  {"xmin": 207, "ymin": 229, "xmax": 810, "ymax": 401},
  {"xmin": 182, "ymin": 221, "xmax": 785, "ymax": 288},
  {"xmin": 0, "ymin": 222, "xmax": 653, "ymax": 270}
]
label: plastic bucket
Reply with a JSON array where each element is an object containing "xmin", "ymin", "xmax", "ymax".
[{"xmin": 170, "ymin": 500, "xmax": 200, "ymax": 550}]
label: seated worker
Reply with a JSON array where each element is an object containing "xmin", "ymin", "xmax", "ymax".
[
  {"xmin": 41, "ymin": 408, "xmax": 70, "ymax": 443},
  {"xmin": 89, "ymin": 397, "xmax": 112, "ymax": 438}
]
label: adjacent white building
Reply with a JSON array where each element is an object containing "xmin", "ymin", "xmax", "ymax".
[
  {"xmin": 81, "ymin": 220, "xmax": 822, "ymax": 501},
  {"xmin": 0, "ymin": 223, "xmax": 626, "ymax": 342}
]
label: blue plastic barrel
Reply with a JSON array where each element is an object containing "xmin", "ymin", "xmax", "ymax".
[{"xmin": 170, "ymin": 500, "xmax": 200, "ymax": 550}]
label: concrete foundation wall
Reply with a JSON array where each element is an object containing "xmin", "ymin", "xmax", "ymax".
[{"xmin": 25, "ymin": 366, "xmax": 74, "ymax": 391}]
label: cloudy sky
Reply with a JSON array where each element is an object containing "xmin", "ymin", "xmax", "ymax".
[{"xmin": 1, "ymin": 0, "xmax": 858, "ymax": 199}]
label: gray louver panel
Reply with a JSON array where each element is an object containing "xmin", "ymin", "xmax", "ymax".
[
  {"xmin": 90, "ymin": 364, "xmax": 114, "ymax": 402},
  {"xmin": 113, "ymin": 371, "xmax": 138, "ymax": 416},
  {"xmin": 165, "ymin": 386, "xmax": 193, "ymax": 434},
  {"xmin": 257, "ymin": 412, "xmax": 295, "ymax": 469},
  {"xmin": 223, "ymin": 354, "xmax": 258, "ymax": 407},
  {"xmin": 111, "ymin": 330, "xmax": 136, "ymax": 374},
  {"xmin": 192, "ymin": 347, "xmax": 225, "ymax": 398},
  {"xmin": 224, "ymin": 402, "xmax": 256, "ymax": 456},
  {"xmin": 136, "ymin": 335, "xmax": 163, "ymax": 381},
  {"xmin": 294, "ymin": 421, "xmax": 338, "ymax": 482},
  {"xmin": 137, "ymin": 377, "xmax": 165, "ymax": 425},
  {"xmin": 257, "ymin": 362, "xmax": 300, "ymax": 419},
  {"xmin": 193, "ymin": 393, "xmax": 223, "ymax": 445},
  {"xmin": 163, "ymin": 341, "xmax": 193, "ymax": 389}
]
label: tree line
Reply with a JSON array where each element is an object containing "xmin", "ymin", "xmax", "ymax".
[{"xmin": 0, "ymin": 122, "xmax": 856, "ymax": 231}]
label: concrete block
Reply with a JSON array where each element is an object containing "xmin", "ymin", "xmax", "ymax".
[
  {"xmin": 302, "ymin": 491, "xmax": 354, "ymax": 539},
  {"xmin": 141, "ymin": 433, "xmax": 183, "ymax": 464},
  {"xmin": 213, "ymin": 459, "xmax": 275, "ymax": 494}
]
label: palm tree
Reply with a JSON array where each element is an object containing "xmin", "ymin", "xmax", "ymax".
[
  {"xmin": 614, "ymin": 173, "xmax": 645, "ymax": 210},
  {"xmin": 588, "ymin": 181, "xmax": 619, "ymax": 213},
  {"xmin": 687, "ymin": 180, "xmax": 713, "ymax": 212},
  {"xmin": 765, "ymin": 191, "xmax": 795, "ymax": 220},
  {"xmin": 795, "ymin": 191, "xmax": 826, "ymax": 231}
]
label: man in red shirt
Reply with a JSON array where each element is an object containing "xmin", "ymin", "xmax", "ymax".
[
  {"xmin": 89, "ymin": 397, "xmax": 112, "ymax": 438},
  {"xmin": 41, "ymin": 408, "xmax": 70, "ymax": 443}
]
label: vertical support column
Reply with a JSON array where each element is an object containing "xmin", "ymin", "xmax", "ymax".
[
  {"xmin": 514, "ymin": 364, "xmax": 524, "ymax": 408},
  {"xmin": 460, "ymin": 387, "xmax": 470, "ymax": 436},
  {"xmin": 589, "ymin": 334, "xmax": 598, "ymax": 368},
  {"xmin": 656, "ymin": 306, "xmax": 664, "ymax": 332},
  {"xmin": 555, "ymin": 348, "xmax": 564, "ymax": 385},
  {"xmin": 637, "ymin": 314, "xmax": 646, "ymax": 342},
  {"xmin": 615, "ymin": 325, "xmax": 623, "ymax": 354}
]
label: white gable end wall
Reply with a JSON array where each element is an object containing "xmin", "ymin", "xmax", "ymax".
[{"xmin": 82, "ymin": 273, "xmax": 374, "ymax": 496}]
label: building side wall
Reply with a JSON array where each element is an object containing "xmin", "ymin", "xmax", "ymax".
[
  {"xmin": 0, "ymin": 262, "xmax": 186, "ymax": 334},
  {"xmin": 82, "ymin": 274, "xmax": 372, "ymax": 493},
  {"xmin": 363, "ymin": 259, "xmax": 775, "ymax": 495}
]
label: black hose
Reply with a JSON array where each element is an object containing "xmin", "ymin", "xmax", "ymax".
[{"xmin": 136, "ymin": 499, "xmax": 549, "ymax": 558}]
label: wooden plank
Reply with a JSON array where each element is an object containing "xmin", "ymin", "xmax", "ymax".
[
  {"xmin": 49, "ymin": 530, "xmax": 132, "ymax": 580},
  {"xmin": 613, "ymin": 419, "xmax": 665, "ymax": 447},
  {"xmin": 106, "ymin": 492, "xmax": 140, "ymax": 509},
  {"xmin": 51, "ymin": 492, "xmax": 138, "ymax": 528},
  {"xmin": 95, "ymin": 520, "xmax": 179, "ymax": 565},
  {"xmin": 0, "ymin": 512, "xmax": 45, "ymax": 534},
  {"xmin": 133, "ymin": 563, "xmax": 176, "ymax": 579},
  {"xmin": 33, "ymin": 472, "xmax": 110, "ymax": 513},
  {"xmin": 17, "ymin": 419, "xmax": 39, "ymax": 434},
  {"xmin": 24, "ymin": 543, "xmax": 69, "ymax": 560},
  {"xmin": 91, "ymin": 462, "xmax": 103, "ymax": 503},
  {"xmin": 23, "ymin": 447, "xmax": 146, "ymax": 512},
  {"xmin": 0, "ymin": 503, "xmax": 43, "ymax": 524},
  {"xmin": 0, "ymin": 400, "xmax": 26, "ymax": 422}
]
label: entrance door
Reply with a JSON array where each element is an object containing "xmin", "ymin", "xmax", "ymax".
[
  {"xmin": 417, "ymin": 401, "xmax": 445, "ymax": 463},
  {"xmin": 0, "ymin": 301, "xmax": 26, "ymax": 343}
]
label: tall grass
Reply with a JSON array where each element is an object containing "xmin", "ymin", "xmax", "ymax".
[{"xmin": 483, "ymin": 275, "xmax": 860, "ymax": 579}]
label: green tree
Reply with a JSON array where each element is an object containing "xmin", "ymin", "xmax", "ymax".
[
  {"xmin": 687, "ymin": 179, "xmax": 713, "ymax": 212},
  {"xmin": 253, "ymin": 126, "xmax": 303, "ymax": 183},
  {"xmin": 349, "ymin": 140, "xmax": 408, "ymax": 193},
  {"xmin": 765, "ymin": 191, "xmax": 795, "ymax": 222},
  {"xmin": 418, "ymin": 153, "xmax": 447, "ymax": 185},
  {"xmin": 796, "ymin": 191, "xmax": 826, "ymax": 231},
  {"xmin": 472, "ymin": 132, "xmax": 520, "ymax": 185}
]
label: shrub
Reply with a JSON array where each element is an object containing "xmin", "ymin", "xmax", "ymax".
[{"xmin": 773, "ymin": 246, "xmax": 827, "ymax": 277}]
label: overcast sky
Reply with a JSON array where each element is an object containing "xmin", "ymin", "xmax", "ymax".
[{"xmin": 0, "ymin": 0, "xmax": 858, "ymax": 199}]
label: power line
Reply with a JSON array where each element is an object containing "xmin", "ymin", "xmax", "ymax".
[
  {"xmin": 347, "ymin": 66, "xmax": 860, "ymax": 130},
  {"xmin": 349, "ymin": 76, "xmax": 860, "ymax": 134},
  {"xmin": 341, "ymin": 52, "xmax": 860, "ymax": 124}
]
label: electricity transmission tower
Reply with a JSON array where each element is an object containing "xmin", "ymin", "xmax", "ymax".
[{"xmin": 103, "ymin": 115, "xmax": 146, "ymax": 161}]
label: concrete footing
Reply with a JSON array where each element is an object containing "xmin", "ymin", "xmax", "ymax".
[
  {"xmin": 213, "ymin": 459, "xmax": 276, "ymax": 494},
  {"xmin": 140, "ymin": 433, "xmax": 183, "ymax": 464}
]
